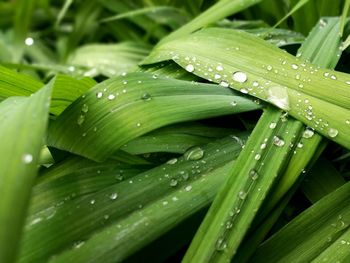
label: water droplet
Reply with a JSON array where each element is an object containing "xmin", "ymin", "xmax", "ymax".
[
  {"xmin": 269, "ymin": 122, "xmax": 277, "ymax": 129},
  {"xmin": 232, "ymin": 71, "xmax": 248, "ymax": 83},
  {"xmin": 108, "ymin": 94, "xmax": 115, "ymax": 100},
  {"xmin": 240, "ymin": 88, "xmax": 248, "ymax": 94},
  {"xmin": 273, "ymin": 136, "xmax": 285, "ymax": 147},
  {"xmin": 25, "ymin": 37, "xmax": 34, "ymax": 46},
  {"xmin": 252, "ymin": 81, "xmax": 259, "ymax": 87},
  {"xmin": 291, "ymin": 64, "xmax": 298, "ymax": 70},
  {"xmin": 170, "ymin": 179, "xmax": 178, "ymax": 187},
  {"xmin": 303, "ymin": 128, "xmax": 314, "ymax": 138},
  {"xmin": 136, "ymin": 123, "xmax": 141, "ymax": 127},
  {"xmin": 22, "ymin": 154, "xmax": 33, "ymax": 164},
  {"xmin": 328, "ymin": 128, "xmax": 338, "ymax": 138},
  {"xmin": 96, "ymin": 92, "xmax": 103, "ymax": 98},
  {"xmin": 260, "ymin": 143, "xmax": 266, "ymax": 149},
  {"xmin": 266, "ymin": 65, "xmax": 273, "ymax": 71},
  {"xmin": 249, "ymin": 169, "xmax": 259, "ymax": 180},
  {"xmin": 77, "ymin": 115, "xmax": 85, "ymax": 125},
  {"xmin": 167, "ymin": 158, "xmax": 178, "ymax": 165},
  {"xmin": 346, "ymin": 120, "xmax": 350, "ymax": 125},
  {"xmin": 254, "ymin": 154, "xmax": 261, "ymax": 160},
  {"xmin": 185, "ymin": 64, "xmax": 195, "ymax": 72},
  {"xmin": 141, "ymin": 93, "xmax": 151, "ymax": 101},
  {"xmin": 219, "ymin": 81, "xmax": 229, "ymax": 87},
  {"xmin": 266, "ymin": 86, "xmax": 290, "ymax": 111},
  {"xmin": 215, "ymin": 238, "xmax": 227, "ymax": 251},
  {"xmin": 184, "ymin": 146, "xmax": 204, "ymax": 161},
  {"xmin": 81, "ymin": 104, "xmax": 89, "ymax": 113},
  {"xmin": 216, "ymin": 65, "xmax": 224, "ymax": 71},
  {"xmin": 230, "ymin": 101, "xmax": 237, "ymax": 106},
  {"xmin": 110, "ymin": 193, "xmax": 118, "ymax": 200},
  {"xmin": 238, "ymin": 190, "xmax": 247, "ymax": 199},
  {"xmin": 185, "ymin": 185, "xmax": 192, "ymax": 191},
  {"xmin": 90, "ymin": 199, "xmax": 95, "ymax": 205}
]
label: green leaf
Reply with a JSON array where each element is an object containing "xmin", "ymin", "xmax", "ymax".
[
  {"xmin": 182, "ymin": 107, "xmax": 303, "ymax": 262},
  {"xmin": 143, "ymin": 27, "xmax": 350, "ymax": 150},
  {"xmin": 0, "ymin": 80, "xmax": 52, "ymax": 263},
  {"xmin": 19, "ymin": 135, "xmax": 244, "ymax": 263},
  {"xmin": 47, "ymin": 72, "xmax": 261, "ymax": 161},
  {"xmin": 251, "ymin": 182, "xmax": 350, "ymax": 262}
]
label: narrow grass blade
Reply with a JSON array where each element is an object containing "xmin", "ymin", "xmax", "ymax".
[
  {"xmin": 47, "ymin": 72, "xmax": 261, "ymax": 161},
  {"xmin": 0, "ymin": 80, "xmax": 52, "ymax": 263},
  {"xmin": 19, "ymin": 136, "xmax": 244, "ymax": 263},
  {"xmin": 160, "ymin": 0, "xmax": 262, "ymax": 43},
  {"xmin": 143, "ymin": 27, "xmax": 350, "ymax": 150},
  {"xmin": 251, "ymin": 182, "xmax": 350, "ymax": 262},
  {"xmin": 183, "ymin": 107, "xmax": 303, "ymax": 262}
]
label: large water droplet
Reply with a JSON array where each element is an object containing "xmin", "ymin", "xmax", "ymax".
[
  {"xmin": 96, "ymin": 92, "xmax": 103, "ymax": 99},
  {"xmin": 215, "ymin": 238, "xmax": 227, "ymax": 251},
  {"xmin": 170, "ymin": 179, "xmax": 178, "ymax": 187},
  {"xmin": 108, "ymin": 94, "xmax": 116, "ymax": 100},
  {"xmin": 328, "ymin": 128, "xmax": 338, "ymax": 138},
  {"xmin": 269, "ymin": 122, "xmax": 277, "ymax": 129},
  {"xmin": 249, "ymin": 169, "xmax": 259, "ymax": 180},
  {"xmin": 238, "ymin": 190, "xmax": 247, "ymax": 200},
  {"xmin": 302, "ymin": 128, "xmax": 314, "ymax": 138},
  {"xmin": 266, "ymin": 86, "xmax": 290, "ymax": 111},
  {"xmin": 110, "ymin": 193, "xmax": 118, "ymax": 200},
  {"xmin": 232, "ymin": 71, "xmax": 248, "ymax": 83},
  {"xmin": 219, "ymin": 81, "xmax": 229, "ymax": 87},
  {"xmin": 184, "ymin": 146, "xmax": 204, "ymax": 161},
  {"xmin": 272, "ymin": 136, "xmax": 285, "ymax": 147},
  {"xmin": 185, "ymin": 64, "xmax": 195, "ymax": 72}
]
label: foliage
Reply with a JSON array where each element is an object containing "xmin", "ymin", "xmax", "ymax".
[{"xmin": 0, "ymin": 0, "xmax": 350, "ymax": 262}]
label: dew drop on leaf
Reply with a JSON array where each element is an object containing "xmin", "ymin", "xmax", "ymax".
[
  {"xmin": 185, "ymin": 64, "xmax": 195, "ymax": 72},
  {"xmin": 232, "ymin": 71, "xmax": 248, "ymax": 83},
  {"xmin": 110, "ymin": 193, "xmax": 118, "ymax": 200},
  {"xmin": 328, "ymin": 128, "xmax": 338, "ymax": 138},
  {"xmin": 184, "ymin": 146, "xmax": 204, "ymax": 161}
]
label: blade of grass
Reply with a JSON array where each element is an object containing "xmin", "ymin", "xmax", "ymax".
[
  {"xmin": 182, "ymin": 107, "xmax": 303, "ymax": 262},
  {"xmin": 160, "ymin": 0, "xmax": 262, "ymax": 44},
  {"xmin": 19, "ymin": 135, "xmax": 244, "ymax": 263},
  {"xmin": 143, "ymin": 27, "xmax": 350, "ymax": 150},
  {"xmin": 47, "ymin": 72, "xmax": 261, "ymax": 161},
  {"xmin": 0, "ymin": 80, "xmax": 52, "ymax": 263},
  {"xmin": 251, "ymin": 182, "xmax": 350, "ymax": 262}
]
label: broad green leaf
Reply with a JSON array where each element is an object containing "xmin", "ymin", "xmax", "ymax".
[
  {"xmin": 182, "ymin": 107, "xmax": 303, "ymax": 262},
  {"xmin": 251, "ymin": 182, "xmax": 350, "ymax": 262},
  {"xmin": 0, "ymin": 80, "xmax": 52, "ymax": 263},
  {"xmin": 19, "ymin": 135, "xmax": 244, "ymax": 263},
  {"xmin": 47, "ymin": 72, "xmax": 261, "ymax": 161},
  {"xmin": 68, "ymin": 42, "xmax": 151, "ymax": 77},
  {"xmin": 143, "ymin": 27, "xmax": 350, "ymax": 150}
]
